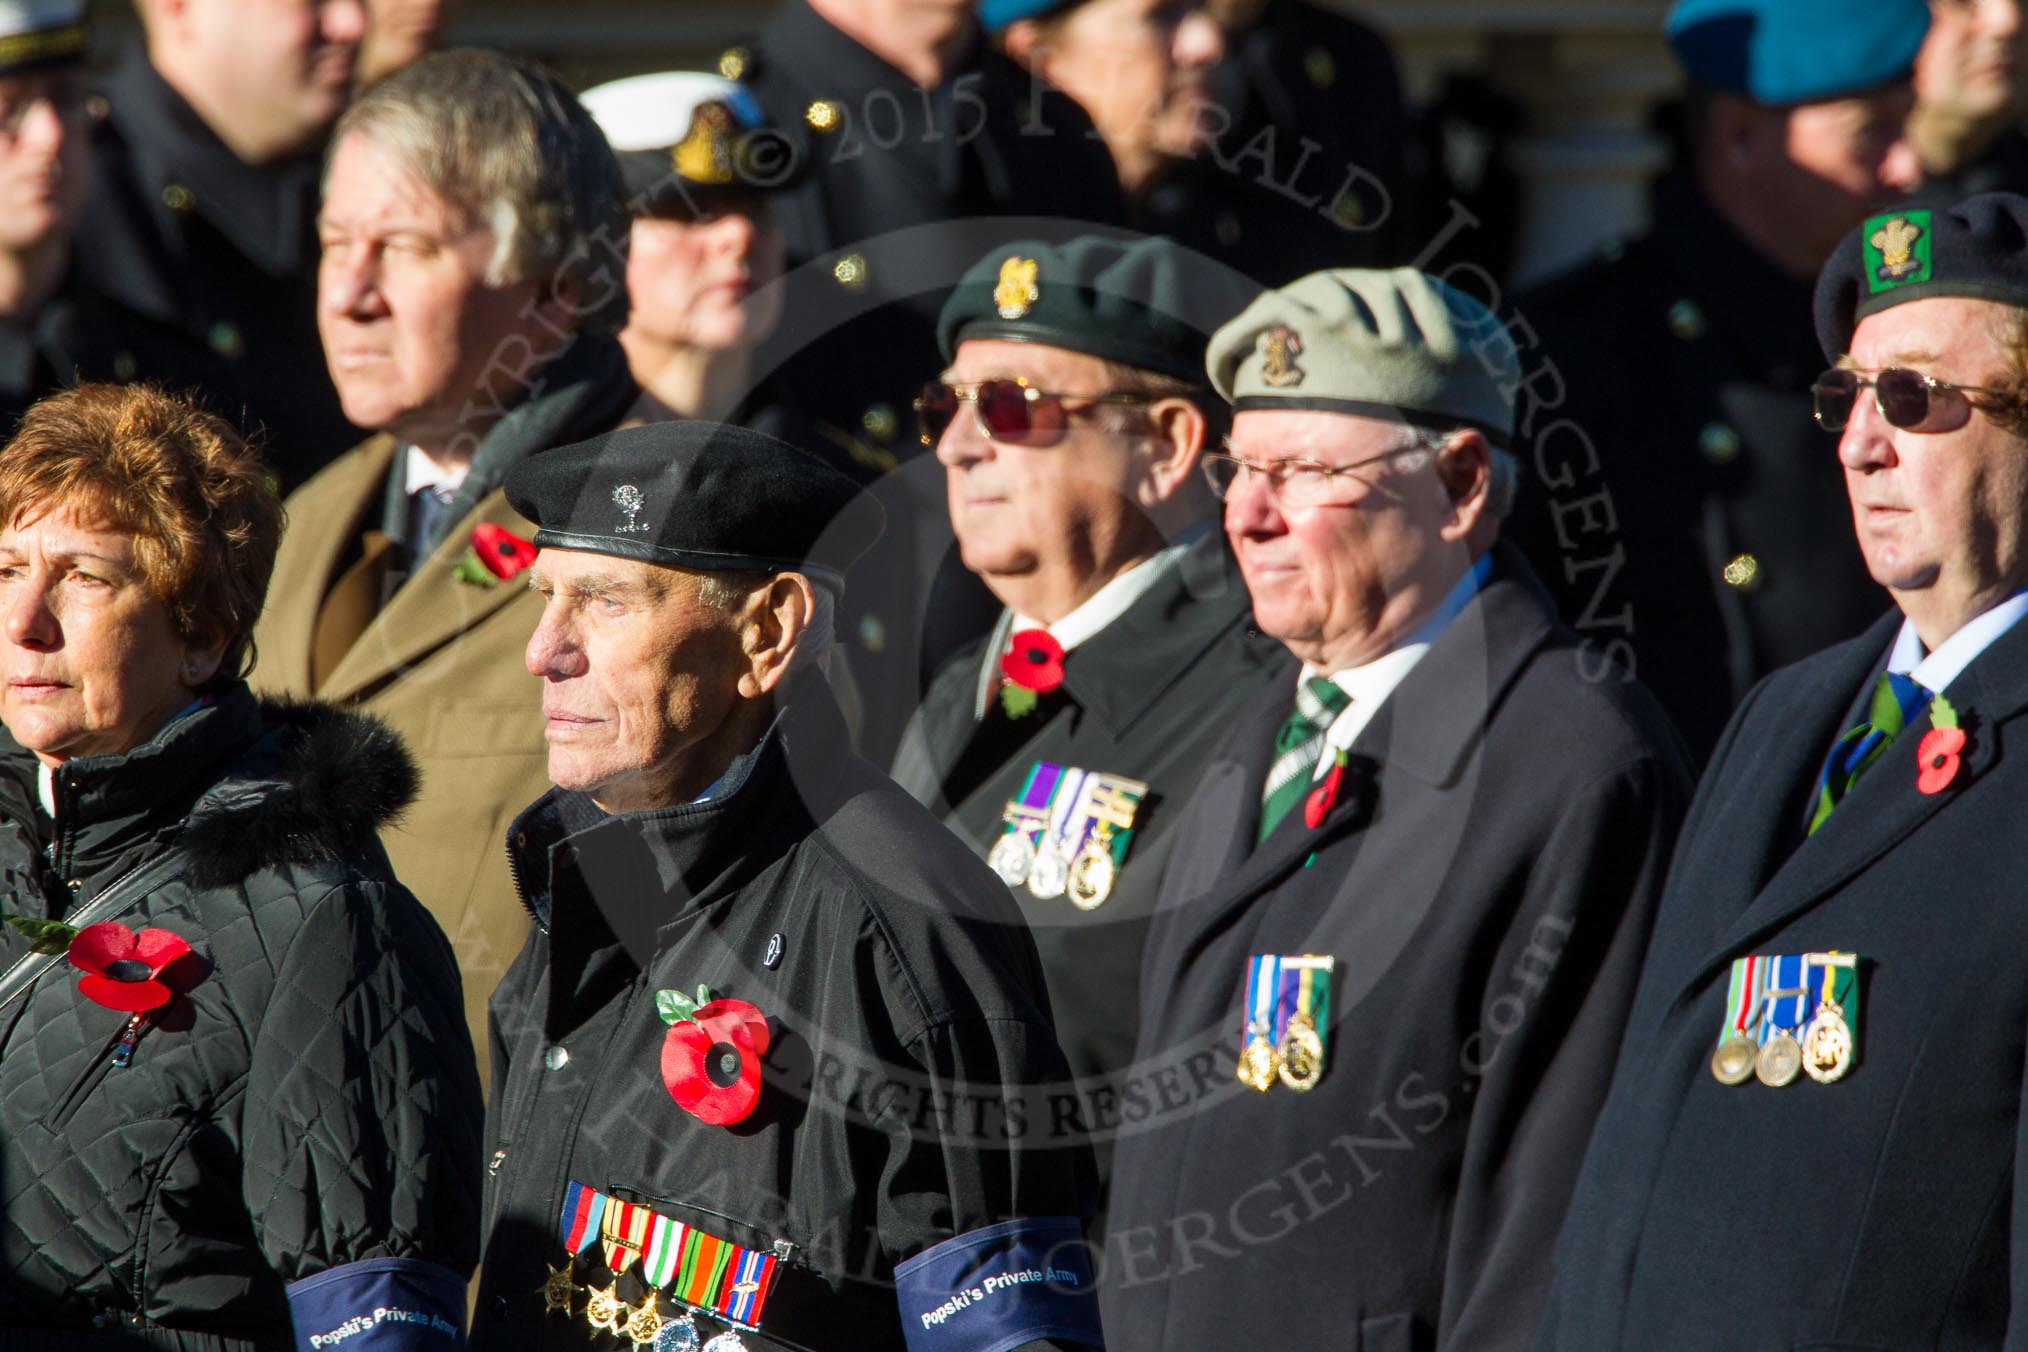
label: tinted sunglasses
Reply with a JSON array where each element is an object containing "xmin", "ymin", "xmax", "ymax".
[
  {"xmin": 913, "ymin": 378, "xmax": 1161, "ymax": 447},
  {"xmin": 1811, "ymin": 367, "xmax": 2013, "ymax": 433}
]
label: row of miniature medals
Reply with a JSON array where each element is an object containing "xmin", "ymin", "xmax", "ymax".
[
  {"xmin": 1709, "ymin": 952, "xmax": 1861, "ymax": 1087},
  {"xmin": 987, "ymin": 763, "xmax": 1148, "ymax": 910},
  {"xmin": 547, "ymin": 1182, "xmax": 784, "ymax": 1350}
]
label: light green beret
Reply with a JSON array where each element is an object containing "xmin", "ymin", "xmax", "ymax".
[{"xmin": 1206, "ymin": 267, "xmax": 1519, "ymax": 445}]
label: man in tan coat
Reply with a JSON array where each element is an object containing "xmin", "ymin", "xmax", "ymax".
[{"xmin": 253, "ymin": 49, "xmax": 638, "ymax": 1075}]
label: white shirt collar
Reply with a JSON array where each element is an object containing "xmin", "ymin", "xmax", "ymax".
[
  {"xmin": 1886, "ymin": 587, "xmax": 2028, "ymax": 695},
  {"xmin": 403, "ymin": 444, "xmax": 470, "ymax": 499},
  {"xmin": 1302, "ymin": 554, "xmax": 1495, "ymax": 774},
  {"xmin": 972, "ymin": 531, "xmax": 1202, "ymax": 719}
]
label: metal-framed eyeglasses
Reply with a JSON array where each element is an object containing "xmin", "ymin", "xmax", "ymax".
[
  {"xmin": 1200, "ymin": 442, "xmax": 1424, "ymax": 508},
  {"xmin": 1811, "ymin": 366, "xmax": 2015, "ymax": 433},
  {"xmin": 914, "ymin": 377, "xmax": 1165, "ymax": 448}
]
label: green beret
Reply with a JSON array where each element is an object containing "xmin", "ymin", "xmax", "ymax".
[
  {"xmin": 937, "ymin": 235, "xmax": 1253, "ymax": 383},
  {"xmin": 503, "ymin": 421, "xmax": 883, "ymax": 591},
  {"xmin": 1815, "ymin": 193, "xmax": 2028, "ymax": 359},
  {"xmin": 1206, "ymin": 267, "xmax": 1519, "ymax": 445}
]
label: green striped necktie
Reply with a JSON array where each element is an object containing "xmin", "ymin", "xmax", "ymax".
[{"xmin": 1258, "ymin": 677, "xmax": 1351, "ymax": 842}]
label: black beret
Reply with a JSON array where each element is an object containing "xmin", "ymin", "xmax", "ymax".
[
  {"xmin": 503, "ymin": 421, "xmax": 883, "ymax": 590},
  {"xmin": 936, "ymin": 235, "xmax": 1253, "ymax": 383},
  {"xmin": 1815, "ymin": 193, "xmax": 2028, "ymax": 359}
]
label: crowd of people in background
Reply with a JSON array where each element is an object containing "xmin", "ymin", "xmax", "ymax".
[{"xmin": 2, "ymin": 0, "xmax": 2028, "ymax": 1348}]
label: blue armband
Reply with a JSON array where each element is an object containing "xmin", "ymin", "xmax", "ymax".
[
  {"xmin": 285, "ymin": 1257, "xmax": 467, "ymax": 1352},
  {"xmin": 895, "ymin": 1217, "xmax": 1104, "ymax": 1352}
]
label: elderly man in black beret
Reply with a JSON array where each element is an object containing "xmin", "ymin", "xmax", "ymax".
[
  {"xmin": 889, "ymin": 235, "xmax": 1279, "ymax": 1211},
  {"xmin": 470, "ymin": 420, "xmax": 1104, "ymax": 1352},
  {"xmin": 1536, "ymin": 192, "xmax": 2028, "ymax": 1349}
]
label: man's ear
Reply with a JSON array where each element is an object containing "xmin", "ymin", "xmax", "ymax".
[
  {"xmin": 1433, "ymin": 429, "xmax": 1492, "ymax": 543},
  {"xmin": 737, "ymin": 572, "xmax": 815, "ymax": 699},
  {"xmin": 1132, "ymin": 397, "xmax": 1210, "ymax": 510},
  {"xmin": 1707, "ymin": 91, "xmax": 1775, "ymax": 169}
]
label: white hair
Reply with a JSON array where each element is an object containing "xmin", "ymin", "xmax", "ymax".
[{"xmin": 1396, "ymin": 425, "xmax": 1520, "ymax": 520}]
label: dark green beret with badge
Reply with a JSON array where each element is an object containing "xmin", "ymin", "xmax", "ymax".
[
  {"xmin": 936, "ymin": 235, "xmax": 1255, "ymax": 383},
  {"xmin": 503, "ymin": 421, "xmax": 884, "ymax": 591},
  {"xmin": 1814, "ymin": 192, "xmax": 2028, "ymax": 358},
  {"xmin": 1666, "ymin": 0, "xmax": 1928, "ymax": 105}
]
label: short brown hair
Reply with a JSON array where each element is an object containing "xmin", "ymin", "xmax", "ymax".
[{"xmin": 0, "ymin": 384, "xmax": 284, "ymax": 684}]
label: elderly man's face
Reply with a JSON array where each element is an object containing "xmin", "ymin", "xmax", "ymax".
[
  {"xmin": 318, "ymin": 131, "xmax": 553, "ymax": 455},
  {"xmin": 523, "ymin": 549, "xmax": 750, "ymax": 813},
  {"xmin": 0, "ymin": 70, "xmax": 87, "ymax": 254},
  {"xmin": 1223, "ymin": 408, "xmax": 1472, "ymax": 671},
  {"xmin": 1837, "ymin": 295, "xmax": 2028, "ymax": 640},
  {"xmin": 935, "ymin": 337, "xmax": 1176, "ymax": 607}
]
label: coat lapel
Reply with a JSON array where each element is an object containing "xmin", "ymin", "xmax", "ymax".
[
  {"xmin": 269, "ymin": 434, "xmax": 398, "ymax": 696},
  {"xmin": 317, "ymin": 489, "xmax": 538, "ymax": 703},
  {"xmin": 1682, "ymin": 608, "xmax": 2028, "ymax": 988}
]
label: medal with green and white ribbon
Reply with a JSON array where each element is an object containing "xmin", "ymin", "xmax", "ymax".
[
  {"xmin": 1710, "ymin": 954, "xmax": 1765, "ymax": 1085},
  {"xmin": 1276, "ymin": 957, "xmax": 1333, "ymax": 1091},
  {"xmin": 1801, "ymin": 951, "xmax": 1860, "ymax": 1084}
]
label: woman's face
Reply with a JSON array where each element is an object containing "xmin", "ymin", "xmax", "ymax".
[
  {"xmin": 0, "ymin": 504, "xmax": 222, "ymax": 767},
  {"xmin": 622, "ymin": 203, "xmax": 784, "ymax": 352}
]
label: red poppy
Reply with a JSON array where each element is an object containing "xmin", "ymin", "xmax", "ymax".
[
  {"xmin": 67, "ymin": 922, "xmax": 192, "ymax": 1013},
  {"xmin": 1304, "ymin": 756, "xmax": 1345, "ymax": 829},
  {"xmin": 1000, "ymin": 629, "xmax": 1066, "ymax": 695},
  {"xmin": 471, "ymin": 523, "xmax": 538, "ymax": 580},
  {"xmin": 1916, "ymin": 725, "xmax": 1967, "ymax": 795},
  {"xmin": 660, "ymin": 998, "xmax": 771, "ymax": 1125}
]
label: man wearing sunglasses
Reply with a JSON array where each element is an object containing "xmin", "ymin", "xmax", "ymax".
[
  {"xmin": 890, "ymin": 235, "xmax": 1278, "ymax": 1209},
  {"xmin": 1534, "ymin": 193, "xmax": 2028, "ymax": 1349},
  {"xmin": 1095, "ymin": 266, "xmax": 1689, "ymax": 1352},
  {"xmin": 1515, "ymin": 0, "xmax": 1930, "ymax": 766}
]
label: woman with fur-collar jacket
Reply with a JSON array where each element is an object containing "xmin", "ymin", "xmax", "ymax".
[{"xmin": 0, "ymin": 385, "xmax": 482, "ymax": 1350}]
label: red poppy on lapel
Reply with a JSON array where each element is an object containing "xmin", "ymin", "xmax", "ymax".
[
  {"xmin": 453, "ymin": 523, "xmax": 538, "ymax": 587},
  {"xmin": 1916, "ymin": 725, "xmax": 1966, "ymax": 795},
  {"xmin": 999, "ymin": 629, "xmax": 1066, "ymax": 717},
  {"xmin": 68, "ymin": 922, "xmax": 193, "ymax": 1013},
  {"xmin": 1304, "ymin": 751, "xmax": 1348, "ymax": 829},
  {"xmin": 660, "ymin": 995, "xmax": 771, "ymax": 1125}
]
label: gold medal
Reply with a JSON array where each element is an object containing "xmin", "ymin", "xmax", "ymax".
[
  {"xmin": 1066, "ymin": 828, "xmax": 1116, "ymax": 910},
  {"xmin": 1710, "ymin": 1033, "xmax": 1759, "ymax": 1085},
  {"xmin": 541, "ymin": 1262, "xmax": 578, "ymax": 1316},
  {"xmin": 1237, "ymin": 1025, "xmax": 1279, "ymax": 1092},
  {"xmin": 584, "ymin": 1283, "xmax": 625, "ymax": 1334},
  {"xmin": 623, "ymin": 1292, "xmax": 665, "ymax": 1347},
  {"xmin": 1277, "ymin": 1013, "xmax": 1325, "ymax": 1091},
  {"xmin": 1755, "ymin": 1032, "xmax": 1802, "ymax": 1087}
]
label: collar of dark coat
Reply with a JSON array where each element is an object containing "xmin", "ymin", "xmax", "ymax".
[
  {"xmin": 760, "ymin": 0, "xmax": 982, "ymax": 101},
  {"xmin": 101, "ymin": 42, "xmax": 323, "ymax": 279},
  {"xmin": 509, "ymin": 678, "xmax": 858, "ymax": 968},
  {"xmin": 0, "ymin": 683, "xmax": 418, "ymax": 896},
  {"xmin": 1674, "ymin": 602, "xmax": 2028, "ymax": 994},
  {"xmin": 376, "ymin": 334, "xmax": 639, "ymax": 547}
]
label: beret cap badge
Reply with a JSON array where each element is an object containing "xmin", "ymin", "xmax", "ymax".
[
  {"xmin": 995, "ymin": 255, "xmax": 1040, "ymax": 320},
  {"xmin": 612, "ymin": 483, "xmax": 650, "ymax": 534},
  {"xmin": 1865, "ymin": 212, "xmax": 1931, "ymax": 293},
  {"xmin": 671, "ymin": 100, "xmax": 736, "ymax": 186},
  {"xmin": 1258, "ymin": 325, "xmax": 1306, "ymax": 388}
]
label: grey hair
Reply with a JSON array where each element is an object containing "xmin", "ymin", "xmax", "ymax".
[
  {"xmin": 331, "ymin": 48, "xmax": 631, "ymax": 335},
  {"xmin": 1396, "ymin": 425, "xmax": 1520, "ymax": 520},
  {"xmin": 695, "ymin": 570, "xmax": 838, "ymax": 676}
]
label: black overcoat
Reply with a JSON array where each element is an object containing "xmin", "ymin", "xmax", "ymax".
[
  {"xmin": 1101, "ymin": 550, "xmax": 1690, "ymax": 1352},
  {"xmin": 471, "ymin": 686, "xmax": 1102, "ymax": 1352},
  {"xmin": 1534, "ymin": 604, "xmax": 2028, "ymax": 1349}
]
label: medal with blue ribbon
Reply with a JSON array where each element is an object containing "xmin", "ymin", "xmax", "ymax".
[
  {"xmin": 1754, "ymin": 953, "xmax": 1812, "ymax": 1087},
  {"xmin": 1237, "ymin": 954, "xmax": 1283, "ymax": 1092},
  {"xmin": 1711, "ymin": 951, "xmax": 1863, "ymax": 1087},
  {"xmin": 1801, "ymin": 951, "xmax": 1860, "ymax": 1083}
]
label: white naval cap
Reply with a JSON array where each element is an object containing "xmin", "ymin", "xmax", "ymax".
[
  {"xmin": 579, "ymin": 70, "xmax": 789, "ymax": 211},
  {"xmin": 0, "ymin": 0, "xmax": 88, "ymax": 75}
]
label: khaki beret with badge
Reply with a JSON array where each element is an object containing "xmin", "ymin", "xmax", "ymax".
[
  {"xmin": 938, "ymin": 235, "xmax": 1255, "ymax": 383},
  {"xmin": 503, "ymin": 421, "xmax": 883, "ymax": 592},
  {"xmin": 1207, "ymin": 266, "xmax": 1519, "ymax": 444}
]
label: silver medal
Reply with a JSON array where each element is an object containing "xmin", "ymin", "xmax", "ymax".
[
  {"xmin": 987, "ymin": 831, "xmax": 1036, "ymax": 886},
  {"xmin": 1027, "ymin": 843, "xmax": 1069, "ymax": 899},
  {"xmin": 654, "ymin": 1316, "xmax": 702, "ymax": 1352},
  {"xmin": 700, "ymin": 1333, "xmax": 750, "ymax": 1352}
]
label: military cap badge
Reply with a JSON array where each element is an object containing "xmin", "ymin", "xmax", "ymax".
[
  {"xmin": 995, "ymin": 255, "xmax": 1041, "ymax": 319},
  {"xmin": 613, "ymin": 483, "xmax": 649, "ymax": 534},
  {"xmin": 1865, "ymin": 211, "xmax": 1931, "ymax": 294},
  {"xmin": 673, "ymin": 101, "xmax": 738, "ymax": 185},
  {"xmin": 1258, "ymin": 325, "xmax": 1306, "ymax": 387}
]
